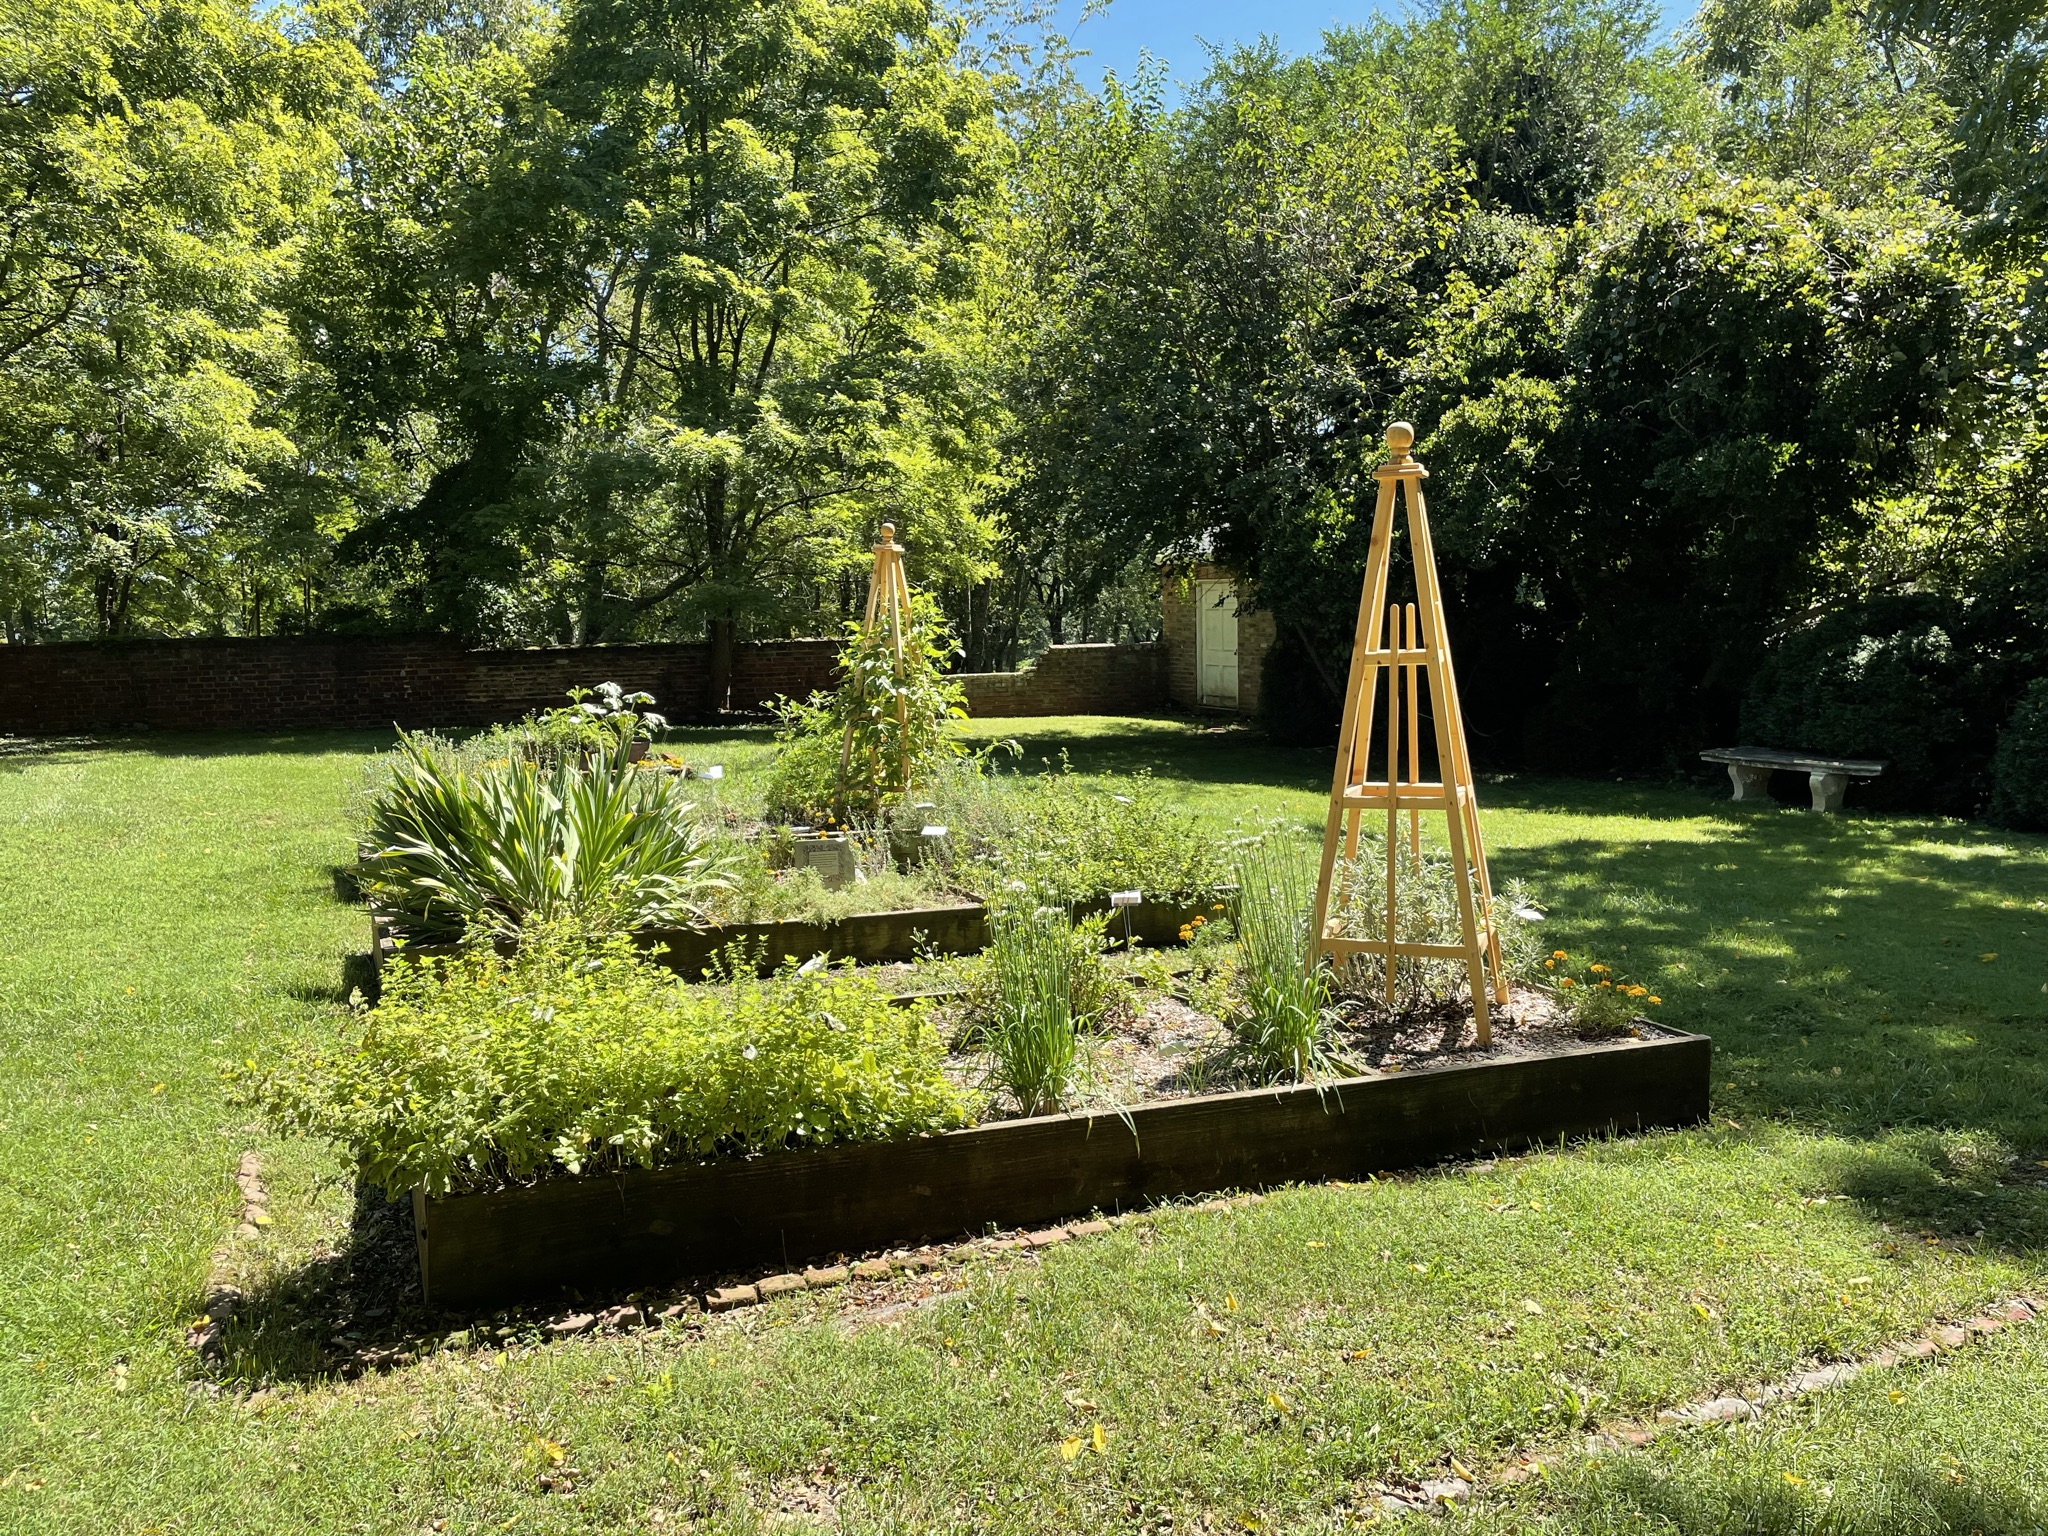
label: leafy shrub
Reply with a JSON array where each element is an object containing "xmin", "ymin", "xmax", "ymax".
[
  {"xmin": 521, "ymin": 682, "xmax": 668, "ymax": 765},
  {"xmin": 929, "ymin": 755, "xmax": 1230, "ymax": 906},
  {"xmin": 242, "ymin": 936, "xmax": 971, "ymax": 1196},
  {"xmin": 765, "ymin": 592, "xmax": 967, "ymax": 824},
  {"xmin": 1989, "ymin": 678, "xmax": 2048, "ymax": 830},
  {"xmin": 359, "ymin": 736, "xmax": 727, "ymax": 942},
  {"xmin": 1740, "ymin": 596, "xmax": 1992, "ymax": 815},
  {"xmin": 1325, "ymin": 831, "xmax": 1540, "ymax": 1015},
  {"xmin": 1539, "ymin": 949, "xmax": 1661, "ymax": 1038},
  {"xmin": 1226, "ymin": 837, "xmax": 1331, "ymax": 1081}
]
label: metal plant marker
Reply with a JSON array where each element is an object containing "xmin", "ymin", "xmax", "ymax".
[
  {"xmin": 1308, "ymin": 423, "xmax": 1507, "ymax": 1042},
  {"xmin": 838, "ymin": 522, "xmax": 915, "ymax": 802}
]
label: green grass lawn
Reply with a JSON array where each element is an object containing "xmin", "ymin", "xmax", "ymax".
[{"xmin": 1, "ymin": 718, "xmax": 2045, "ymax": 1534}]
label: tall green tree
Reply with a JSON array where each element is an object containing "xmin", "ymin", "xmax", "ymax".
[
  {"xmin": 1417, "ymin": 163, "xmax": 2032, "ymax": 765},
  {"xmin": 0, "ymin": 0, "xmax": 362, "ymax": 637},
  {"xmin": 324, "ymin": 0, "xmax": 1007, "ymax": 682}
]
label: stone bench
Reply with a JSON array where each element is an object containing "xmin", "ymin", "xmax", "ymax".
[{"xmin": 1700, "ymin": 746, "xmax": 1886, "ymax": 813}]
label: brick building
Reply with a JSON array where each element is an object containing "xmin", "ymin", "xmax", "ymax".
[{"xmin": 1159, "ymin": 563, "xmax": 1276, "ymax": 716}]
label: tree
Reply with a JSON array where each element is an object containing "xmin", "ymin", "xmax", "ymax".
[
  {"xmin": 0, "ymin": 0, "xmax": 362, "ymax": 636},
  {"xmin": 1416, "ymin": 161, "xmax": 2032, "ymax": 766},
  {"xmin": 322, "ymin": 0, "xmax": 1005, "ymax": 687}
]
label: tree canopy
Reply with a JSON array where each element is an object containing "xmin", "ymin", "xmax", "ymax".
[{"xmin": 6, "ymin": 0, "xmax": 2048, "ymax": 811}]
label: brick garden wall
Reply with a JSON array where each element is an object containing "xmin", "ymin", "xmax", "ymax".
[
  {"xmin": 0, "ymin": 635, "xmax": 842, "ymax": 734},
  {"xmin": 1159, "ymin": 566, "xmax": 1275, "ymax": 715},
  {"xmin": 955, "ymin": 642, "xmax": 1167, "ymax": 718}
]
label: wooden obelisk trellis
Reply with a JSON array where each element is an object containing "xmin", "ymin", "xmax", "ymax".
[
  {"xmin": 838, "ymin": 522, "xmax": 914, "ymax": 803},
  {"xmin": 1308, "ymin": 423, "xmax": 1507, "ymax": 1041}
]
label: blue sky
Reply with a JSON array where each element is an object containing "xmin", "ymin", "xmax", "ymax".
[{"xmin": 1052, "ymin": 0, "xmax": 1691, "ymax": 91}]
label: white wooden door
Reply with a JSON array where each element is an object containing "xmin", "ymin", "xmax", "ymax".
[{"xmin": 1195, "ymin": 579, "xmax": 1239, "ymax": 706}]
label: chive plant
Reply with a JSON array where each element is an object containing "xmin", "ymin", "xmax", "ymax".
[
  {"xmin": 1228, "ymin": 837, "xmax": 1332, "ymax": 1082},
  {"xmin": 984, "ymin": 897, "xmax": 1090, "ymax": 1116}
]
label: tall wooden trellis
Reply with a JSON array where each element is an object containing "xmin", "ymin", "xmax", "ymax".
[
  {"xmin": 838, "ymin": 522, "xmax": 915, "ymax": 803},
  {"xmin": 1307, "ymin": 424, "xmax": 1508, "ymax": 1042}
]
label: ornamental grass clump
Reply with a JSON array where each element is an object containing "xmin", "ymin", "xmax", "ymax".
[
  {"xmin": 981, "ymin": 897, "xmax": 1102, "ymax": 1116},
  {"xmin": 242, "ymin": 934, "xmax": 971, "ymax": 1197},
  {"xmin": 359, "ymin": 734, "xmax": 728, "ymax": 943},
  {"xmin": 1227, "ymin": 837, "xmax": 1332, "ymax": 1082}
]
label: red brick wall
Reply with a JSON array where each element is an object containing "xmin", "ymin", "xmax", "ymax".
[
  {"xmin": 0, "ymin": 636, "xmax": 841, "ymax": 734},
  {"xmin": 956, "ymin": 643, "xmax": 1167, "ymax": 718}
]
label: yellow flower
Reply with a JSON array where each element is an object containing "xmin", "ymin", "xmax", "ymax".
[
  {"xmin": 1558, "ymin": 977, "xmax": 1576, "ymax": 988},
  {"xmin": 1647, "ymin": 996, "xmax": 1661, "ymax": 1004},
  {"xmin": 1589, "ymin": 963, "xmax": 1609, "ymax": 974},
  {"xmin": 1192, "ymin": 915, "xmax": 1207, "ymax": 927},
  {"xmin": 1598, "ymin": 980, "xmax": 1612, "ymax": 989},
  {"xmin": 1552, "ymin": 950, "xmax": 1568, "ymax": 960},
  {"xmin": 1544, "ymin": 958, "xmax": 1555, "ymax": 969}
]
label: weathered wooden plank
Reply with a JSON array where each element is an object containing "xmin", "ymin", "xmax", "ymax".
[
  {"xmin": 416, "ymin": 1030, "xmax": 1711, "ymax": 1309},
  {"xmin": 639, "ymin": 904, "xmax": 990, "ymax": 976}
]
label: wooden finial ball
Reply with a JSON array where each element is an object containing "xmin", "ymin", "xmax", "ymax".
[
  {"xmin": 879, "ymin": 523, "xmax": 896, "ymax": 541},
  {"xmin": 1386, "ymin": 422, "xmax": 1416, "ymax": 457}
]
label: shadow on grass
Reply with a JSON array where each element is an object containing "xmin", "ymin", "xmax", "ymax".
[
  {"xmin": 1482, "ymin": 796, "xmax": 2048, "ymax": 1266},
  {"xmin": 966, "ymin": 717, "xmax": 1334, "ymax": 795},
  {"xmin": 204, "ymin": 1182, "xmax": 434, "ymax": 1386},
  {"xmin": 1552, "ymin": 1455, "xmax": 2048, "ymax": 1534},
  {"xmin": 206, "ymin": 1181, "xmax": 681, "ymax": 1386},
  {"xmin": 104, "ymin": 729, "xmax": 403, "ymax": 758}
]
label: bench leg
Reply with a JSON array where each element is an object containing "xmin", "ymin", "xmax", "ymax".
[
  {"xmin": 1808, "ymin": 772, "xmax": 1847, "ymax": 813},
  {"xmin": 1726, "ymin": 764, "xmax": 1771, "ymax": 802}
]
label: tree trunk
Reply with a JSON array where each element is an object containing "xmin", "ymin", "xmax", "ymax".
[{"xmin": 707, "ymin": 612, "xmax": 735, "ymax": 714}]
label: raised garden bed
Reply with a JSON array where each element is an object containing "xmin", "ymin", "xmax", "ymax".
[
  {"xmin": 412, "ymin": 1025, "xmax": 1710, "ymax": 1308},
  {"xmin": 365, "ymin": 893, "xmax": 1224, "ymax": 986}
]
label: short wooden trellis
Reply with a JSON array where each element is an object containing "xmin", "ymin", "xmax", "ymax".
[
  {"xmin": 1308, "ymin": 423, "xmax": 1508, "ymax": 1042},
  {"xmin": 838, "ymin": 522, "xmax": 915, "ymax": 802}
]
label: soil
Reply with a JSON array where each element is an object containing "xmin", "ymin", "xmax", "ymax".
[{"xmin": 937, "ymin": 977, "xmax": 1679, "ymax": 1120}]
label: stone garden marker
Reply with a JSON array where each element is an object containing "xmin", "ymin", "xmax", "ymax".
[{"xmin": 1308, "ymin": 424, "xmax": 1508, "ymax": 1042}]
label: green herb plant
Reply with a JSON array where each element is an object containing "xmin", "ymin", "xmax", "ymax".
[
  {"xmin": 1325, "ymin": 832, "xmax": 1542, "ymax": 1017},
  {"xmin": 242, "ymin": 932, "xmax": 970, "ymax": 1196},
  {"xmin": 1226, "ymin": 836, "xmax": 1333, "ymax": 1082},
  {"xmin": 980, "ymin": 896, "xmax": 1105, "ymax": 1116},
  {"xmin": 764, "ymin": 592, "xmax": 967, "ymax": 825},
  {"xmin": 935, "ymin": 753, "xmax": 1230, "ymax": 906}
]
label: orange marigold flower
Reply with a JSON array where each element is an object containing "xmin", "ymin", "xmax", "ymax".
[
  {"xmin": 1552, "ymin": 950, "xmax": 1568, "ymax": 960},
  {"xmin": 1558, "ymin": 977, "xmax": 1576, "ymax": 988}
]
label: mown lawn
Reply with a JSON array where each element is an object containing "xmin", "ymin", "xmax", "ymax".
[{"xmin": 1, "ymin": 718, "xmax": 2044, "ymax": 1534}]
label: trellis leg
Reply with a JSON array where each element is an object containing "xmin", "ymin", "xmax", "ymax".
[
  {"xmin": 1404, "ymin": 473, "xmax": 1493, "ymax": 1040},
  {"xmin": 1404, "ymin": 603, "xmax": 1421, "ymax": 864},
  {"xmin": 1310, "ymin": 473, "xmax": 1399, "ymax": 960},
  {"xmin": 1383, "ymin": 603, "xmax": 1400, "ymax": 1009},
  {"xmin": 1404, "ymin": 486, "xmax": 1507, "ymax": 1007},
  {"xmin": 839, "ymin": 524, "xmax": 912, "ymax": 811},
  {"xmin": 889, "ymin": 544, "xmax": 912, "ymax": 792}
]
